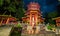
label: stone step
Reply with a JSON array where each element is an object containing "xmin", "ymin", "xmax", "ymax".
[
  {"xmin": 21, "ymin": 34, "xmax": 56, "ymax": 36},
  {"xmin": 0, "ymin": 26, "xmax": 12, "ymax": 36}
]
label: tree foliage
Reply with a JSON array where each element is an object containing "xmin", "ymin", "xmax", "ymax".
[
  {"xmin": 0, "ymin": 0, "xmax": 4, "ymax": 6},
  {"xmin": 0, "ymin": 0, "xmax": 25, "ymax": 20},
  {"xmin": 45, "ymin": 11, "xmax": 58, "ymax": 24},
  {"xmin": 47, "ymin": 11, "xmax": 58, "ymax": 18}
]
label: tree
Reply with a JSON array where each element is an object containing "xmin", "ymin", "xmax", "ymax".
[
  {"xmin": 48, "ymin": 19, "xmax": 56, "ymax": 24},
  {"xmin": 45, "ymin": 11, "xmax": 58, "ymax": 24},
  {"xmin": 44, "ymin": 12, "xmax": 48, "ymax": 24},
  {"xmin": 48, "ymin": 11, "xmax": 58, "ymax": 24},
  {"xmin": 0, "ymin": 0, "xmax": 4, "ymax": 6},
  {"xmin": 0, "ymin": 0, "xmax": 16, "ymax": 15},
  {"xmin": 15, "ymin": 0, "xmax": 25, "ymax": 20},
  {"xmin": 0, "ymin": 0, "xmax": 25, "ymax": 21},
  {"xmin": 47, "ymin": 11, "xmax": 58, "ymax": 18}
]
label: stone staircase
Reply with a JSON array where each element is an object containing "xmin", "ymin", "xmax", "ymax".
[
  {"xmin": 21, "ymin": 34, "xmax": 56, "ymax": 36},
  {"xmin": 0, "ymin": 26, "xmax": 12, "ymax": 36},
  {"xmin": 21, "ymin": 31, "xmax": 56, "ymax": 36}
]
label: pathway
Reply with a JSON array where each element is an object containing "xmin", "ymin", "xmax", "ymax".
[{"xmin": 0, "ymin": 26, "xmax": 12, "ymax": 36}]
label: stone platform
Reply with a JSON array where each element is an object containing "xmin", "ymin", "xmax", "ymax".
[
  {"xmin": 21, "ymin": 31, "xmax": 56, "ymax": 36},
  {"xmin": 0, "ymin": 26, "xmax": 12, "ymax": 36}
]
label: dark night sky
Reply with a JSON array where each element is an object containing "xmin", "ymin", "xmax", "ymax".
[{"xmin": 23, "ymin": 0, "xmax": 59, "ymax": 14}]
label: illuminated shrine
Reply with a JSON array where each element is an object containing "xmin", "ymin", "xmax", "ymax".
[
  {"xmin": 22, "ymin": 2, "xmax": 45, "ymax": 34},
  {"xmin": 22, "ymin": 2, "xmax": 44, "ymax": 25},
  {"xmin": 53, "ymin": 17, "xmax": 60, "ymax": 27},
  {"xmin": 0, "ymin": 15, "xmax": 17, "ymax": 26}
]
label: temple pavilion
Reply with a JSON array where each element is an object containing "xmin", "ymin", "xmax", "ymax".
[
  {"xmin": 22, "ymin": 2, "xmax": 44, "ymax": 26},
  {"xmin": 53, "ymin": 17, "xmax": 60, "ymax": 27},
  {"xmin": 22, "ymin": 2, "xmax": 45, "ymax": 34},
  {"xmin": 0, "ymin": 15, "xmax": 17, "ymax": 26}
]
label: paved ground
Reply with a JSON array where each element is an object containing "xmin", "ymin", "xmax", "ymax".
[
  {"xmin": 0, "ymin": 26, "xmax": 60, "ymax": 36},
  {"xmin": 21, "ymin": 31, "xmax": 60, "ymax": 36},
  {"xmin": 21, "ymin": 31, "xmax": 56, "ymax": 36},
  {"xmin": 0, "ymin": 26, "xmax": 12, "ymax": 36}
]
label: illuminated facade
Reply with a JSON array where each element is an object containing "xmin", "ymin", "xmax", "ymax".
[
  {"xmin": 53, "ymin": 17, "xmax": 60, "ymax": 27},
  {"xmin": 22, "ymin": 2, "xmax": 44, "ymax": 26},
  {"xmin": 0, "ymin": 15, "xmax": 17, "ymax": 26},
  {"xmin": 22, "ymin": 2, "xmax": 45, "ymax": 34}
]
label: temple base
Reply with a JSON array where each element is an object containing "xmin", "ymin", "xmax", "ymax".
[{"xmin": 21, "ymin": 24, "xmax": 46, "ymax": 34}]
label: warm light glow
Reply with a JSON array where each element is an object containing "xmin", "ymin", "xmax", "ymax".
[
  {"xmin": 29, "ymin": 8, "xmax": 39, "ymax": 10},
  {"xmin": 30, "ymin": 11, "xmax": 38, "ymax": 13},
  {"xmin": 36, "ymin": 15, "xmax": 37, "ymax": 25},
  {"xmin": 32, "ymin": 16, "xmax": 35, "ymax": 26},
  {"xmin": 0, "ymin": 19, "xmax": 3, "ymax": 24},
  {"xmin": 22, "ymin": 2, "xmax": 44, "ymax": 34},
  {"xmin": 30, "ymin": 14, "xmax": 31, "ymax": 25},
  {"xmin": 6, "ymin": 18, "xmax": 9, "ymax": 24}
]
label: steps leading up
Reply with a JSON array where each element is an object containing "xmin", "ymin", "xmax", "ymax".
[
  {"xmin": 21, "ymin": 31, "xmax": 56, "ymax": 36},
  {"xmin": 0, "ymin": 26, "xmax": 12, "ymax": 36}
]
